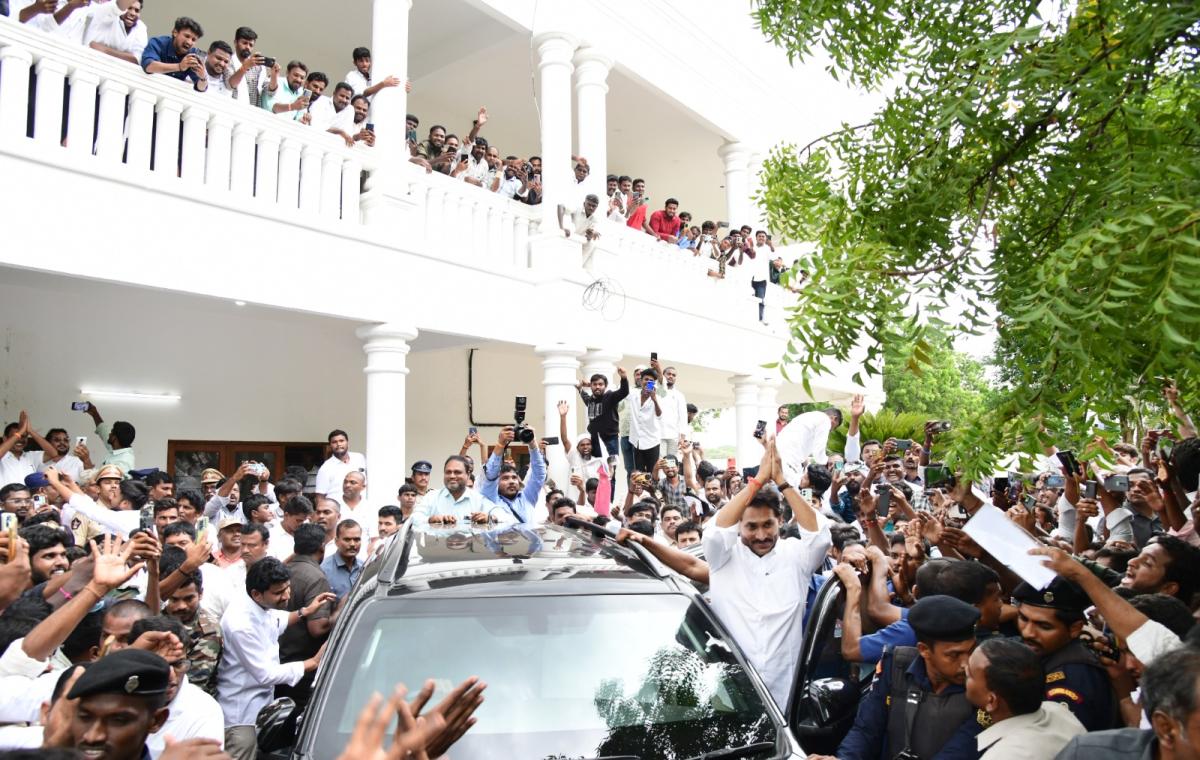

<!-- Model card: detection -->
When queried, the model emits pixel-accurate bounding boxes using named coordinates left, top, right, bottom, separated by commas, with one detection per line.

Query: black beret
left=1013, top=576, right=1089, bottom=612
left=908, top=595, right=980, bottom=642
left=67, top=649, right=170, bottom=700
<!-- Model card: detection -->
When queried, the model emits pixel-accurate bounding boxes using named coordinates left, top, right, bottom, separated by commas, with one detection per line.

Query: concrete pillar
left=356, top=322, right=418, bottom=505
left=578, top=348, right=622, bottom=453
left=573, top=46, right=612, bottom=203
left=535, top=343, right=585, bottom=493
left=730, top=374, right=762, bottom=475
left=361, top=0, right=417, bottom=232
left=718, top=141, right=752, bottom=229
left=534, top=32, right=578, bottom=230
left=757, top=377, right=782, bottom=436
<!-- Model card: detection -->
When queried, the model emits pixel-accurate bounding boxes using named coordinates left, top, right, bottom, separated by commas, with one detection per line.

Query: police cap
left=908, top=595, right=980, bottom=642
left=66, top=649, right=170, bottom=700
left=1012, top=576, right=1089, bottom=613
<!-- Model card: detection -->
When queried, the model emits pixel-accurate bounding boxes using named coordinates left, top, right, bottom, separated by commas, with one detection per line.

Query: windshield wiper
left=685, top=741, right=776, bottom=760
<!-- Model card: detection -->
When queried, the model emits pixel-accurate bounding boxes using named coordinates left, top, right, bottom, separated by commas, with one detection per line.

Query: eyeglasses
left=3, top=498, right=31, bottom=506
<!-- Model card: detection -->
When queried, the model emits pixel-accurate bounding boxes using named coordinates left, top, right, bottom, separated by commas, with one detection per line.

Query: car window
left=308, top=593, right=777, bottom=759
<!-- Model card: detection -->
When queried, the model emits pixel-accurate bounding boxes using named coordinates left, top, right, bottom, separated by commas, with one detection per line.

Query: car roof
left=361, top=520, right=682, bottom=598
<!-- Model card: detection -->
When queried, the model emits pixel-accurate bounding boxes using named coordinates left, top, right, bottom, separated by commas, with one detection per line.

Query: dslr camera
left=512, top=396, right=535, bottom=444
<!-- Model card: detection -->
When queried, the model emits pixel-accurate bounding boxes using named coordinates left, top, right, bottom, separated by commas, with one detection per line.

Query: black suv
left=260, top=520, right=867, bottom=759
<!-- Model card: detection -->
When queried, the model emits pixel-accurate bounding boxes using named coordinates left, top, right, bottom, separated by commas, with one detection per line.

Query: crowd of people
left=3, top=3, right=800, bottom=323
left=2, top=372, right=1199, bottom=759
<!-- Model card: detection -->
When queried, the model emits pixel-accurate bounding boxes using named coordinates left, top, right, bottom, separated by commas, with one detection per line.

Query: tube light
left=80, top=389, right=182, bottom=402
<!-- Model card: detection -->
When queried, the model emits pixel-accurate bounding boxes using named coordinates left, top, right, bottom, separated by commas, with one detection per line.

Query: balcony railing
left=0, top=18, right=373, bottom=223
left=0, top=18, right=792, bottom=331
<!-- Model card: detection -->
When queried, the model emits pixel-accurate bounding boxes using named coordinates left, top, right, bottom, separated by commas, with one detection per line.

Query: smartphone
left=895, top=439, right=912, bottom=451
left=1103, top=474, right=1130, bottom=493
left=650, top=351, right=658, bottom=362
left=924, top=465, right=954, bottom=489
left=71, top=401, right=89, bottom=412
left=5, top=515, right=18, bottom=562
left=800, top=487, right=814, bottom=502
left=834, top=461, right=845, bottom=472
left=369, top=123, right=377, bottom=133
left=542, top=436, right=560, bottom=446
left=139, top=505, right=155, bottom=533
left=875, top=486, right=891, bottom=518
left=994, top=477, right=1010, bottom=493
left=1045, top=474, right=1066, bottom=488
left=196, top=516, right=209, bottom=535
left=1082, top=480, right=1098, bottom=500
left=1159, top=437, right=1175, bottom=460
left=31, top=495, right=45, bottom=510
left=1023, top=494, right=1037, bottom=508
left=468, top=426, right=477, bottom=436
left=1056, top=450, right=1080, bottom=477
left=262, top=56, right=276, bottom=68
left=0, top=513, right=16, bottom=532
left=644, top=379, right=656, bottom=392
left=74, top=435, right=87, bottom=448
left=754, top=420, right=767, bottom=439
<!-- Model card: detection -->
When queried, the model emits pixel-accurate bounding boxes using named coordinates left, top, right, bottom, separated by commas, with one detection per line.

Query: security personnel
left=47, top=649, right=173, bottom=760
left=815, top=595, right=985, bottom=760
left=1013, top=576, right=1116, bottom=732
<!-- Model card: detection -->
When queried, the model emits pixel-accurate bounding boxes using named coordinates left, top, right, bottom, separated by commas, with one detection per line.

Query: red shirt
left=627, top=204, right=649, bottom=232
left=648, top=210, right=682, bottom=241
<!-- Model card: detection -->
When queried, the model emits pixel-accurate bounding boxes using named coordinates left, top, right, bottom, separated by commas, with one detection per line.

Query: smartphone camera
left=262, top=56, right=276, bottom=68
left=71, top=401, right=89, bottom=412
left=1103, top=474, right=1129, bottom=493
left=1082, top=480, right=1098, bottom=500
left=753, top=420, right=767, bottom=439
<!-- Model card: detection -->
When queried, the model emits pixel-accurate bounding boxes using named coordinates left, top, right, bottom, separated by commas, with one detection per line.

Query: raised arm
left=1164, top=382, right=1197, bottom=439
left=834, top=564, right=866, bottom=661
left=618, top=528, right=709, bottom=584
left=715, top=442, right=774, bottom=529
left=772, top=442, right=820, bottom=532
left=558, top=401, right=572, bottom=454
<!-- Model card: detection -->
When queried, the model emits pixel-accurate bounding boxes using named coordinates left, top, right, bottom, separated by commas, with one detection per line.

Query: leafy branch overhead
left=754, top=0, right=1200, bottom=476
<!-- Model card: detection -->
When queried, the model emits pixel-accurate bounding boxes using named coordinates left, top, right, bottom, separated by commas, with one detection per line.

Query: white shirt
left=198, top=561, right=233, bottom=619
left=217, top=558, right=247, bottom=595
left=62, top=491, right=140, bottom=538
left=267, top=522, right=296, bottom=561
left=702, top=518, right=831, bottom=708
left=459, top=153, right=493, bottom=186
left=309, top=97, right=356, bottom=135
left=0, top=451, right=40, bottom=487
left=36, top=452, right=84, bottom=482
left=656, top=385, right=689, bottom=442
left=977, top=702, right=1086, bottom=760
left=203, top=65, right=238, bottom=100
left=627, top=392, right=662, bottom=450
left=315, top=452, right=367, bottom=497
left=81, top=0, right=147, bottom=60
left=344, top=69, right=370, bottom=98
left=776, top=410, right=833, bottom=484
left=336, top=497, right=379, bottom=539
left=217, top=595, right=306, bottom=727
left=147, top=677, right=225, bottom=758
left=754, top=243, right=774, bottom=283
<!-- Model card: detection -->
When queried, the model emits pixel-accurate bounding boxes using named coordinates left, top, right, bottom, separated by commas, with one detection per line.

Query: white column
left=360, top=0, right=415, bottom=231
left=32, top=57, right=69, bottom=146
left=229, top=122, right=258, bottom=198
left=730, top=375, right=762, bottom=474
left=534, top=32, right=577, bottom=230
left=66, top=69, right=100, bottom=157
left=204, top=113, right=233, bottom=190
left=718, top=141, right=752, bottom=229
left=299, top=144, right=323, bottom=213
left=125, top=89, right=157, bottom=172
left=573, top=47, right=612, bottom=202
left=355, top=322, right=418, bottom=506
left=0, top=44, right=32, bottom=141
left=94, top=79, right=129, bottom=162
left=535, top=344, right=585, bottom=492
left=748, top=152, right=768, bottom=228
left=255, top=131, right=281, bottom=205
left=320, top=151, right=343, bottom=219
left=152, top=97, right=182, bottom=175
left=179, top=105, right=209, bottom=185
left=757, top=378, right=782, bottom=436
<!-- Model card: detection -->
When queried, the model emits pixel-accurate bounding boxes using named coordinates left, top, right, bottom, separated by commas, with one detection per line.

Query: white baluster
left=32, top=57, right=68, bottom=145
left=125, top=89, right=156, bottom=172
left=65, top=68, right=99, bottom=156
left=255, top=132, right=281, bottom=205
left=471, top=199, right=487, bottom=262
left=514, top=214, right=530, bottom=268
left=0, top=44, right=32, bottom=141
left=500, top=209, right=515, bottom=265
left=341, top=158, right=362, bottom=224
left=229, top=122, right=258, bottom=198
left=152, top=97, right=182, bottom=176
left=204, top=113, right=232, bottom=190
left=276, top=137, right=301, bottom=208
left=94, top=79, right=129, bottom=162
left=320, top=151, right=342, bottom=219
left=298, top=144, right=323, bottom=213
left=179, top=105, right=209, bottom=185
left=487, top=204, right=502, bottom=264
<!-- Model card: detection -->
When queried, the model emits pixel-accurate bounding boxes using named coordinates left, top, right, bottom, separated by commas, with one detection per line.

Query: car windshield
left=308, top=592, right=777, bottom=759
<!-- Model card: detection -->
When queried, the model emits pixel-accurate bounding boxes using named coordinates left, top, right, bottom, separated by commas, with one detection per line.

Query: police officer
left=813, top=595, right=985, bottom=760
left=42, top=648, right=226, bottom=760
left=1013, top=576, right=1117, bottom=732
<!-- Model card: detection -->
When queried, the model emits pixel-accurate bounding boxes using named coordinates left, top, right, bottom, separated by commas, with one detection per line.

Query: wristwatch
left=778, top=482, right=792, bottom=492
left=297, top=607, right=308, bottom=620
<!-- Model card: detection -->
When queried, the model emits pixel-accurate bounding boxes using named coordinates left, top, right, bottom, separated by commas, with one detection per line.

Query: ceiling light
left=80, top=389, right=182, bottom=402
left=234, top=300, right=246, bottom=306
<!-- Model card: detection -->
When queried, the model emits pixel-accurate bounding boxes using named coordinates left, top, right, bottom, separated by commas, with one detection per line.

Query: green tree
left=882, top=330, right=992, bottom=421
left=754, top=0, right=1200, bottom=476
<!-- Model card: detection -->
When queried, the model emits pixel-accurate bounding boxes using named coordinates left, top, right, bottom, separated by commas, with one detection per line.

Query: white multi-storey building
left=0, top=1, right=880, bottom=502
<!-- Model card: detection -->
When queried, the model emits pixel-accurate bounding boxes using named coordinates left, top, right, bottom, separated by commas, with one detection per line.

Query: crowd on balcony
left=1, top=372, right=1200, bottom=758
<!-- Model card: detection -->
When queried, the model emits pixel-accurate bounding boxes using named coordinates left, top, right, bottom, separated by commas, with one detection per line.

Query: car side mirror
left=256, top=697, right=298, bottom=753
left=806, top=677, right=859, bottom=727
